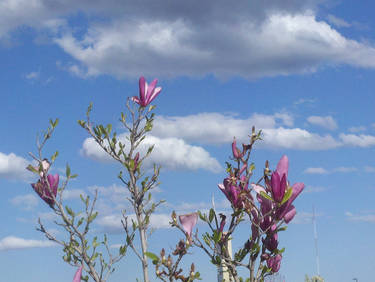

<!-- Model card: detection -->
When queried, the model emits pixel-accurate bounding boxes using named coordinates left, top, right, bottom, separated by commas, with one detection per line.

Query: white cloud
left=293, top=98, right=316, bottom=106
left=348, top=126, right=366, bottom=133
left=1, top=2, right=375, bottom=78
left=346, top=211, right=375, bottom=223
left=53, top=9, right=375, bottom=79
left=10, top=194, right=39, bottom=210
left=307, top=115, right=338, bottom=130
left=339, top=133, right=375, bottom=147
left=0, top=152, right=33, bottom=181
left=81, top=134, right=222, bottom=173
left=304, top=167, right=329, bottom=174
left=155, top=113, right=343, bottom=150
left=261, top=128, right=340, bottom=150
left=153, top=112, right=293, bottom=144
left=0, top=236, right=56, bottom=251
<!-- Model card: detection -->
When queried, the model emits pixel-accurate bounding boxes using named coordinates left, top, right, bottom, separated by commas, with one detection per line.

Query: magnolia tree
left=25, top=77, right=304, bottom=282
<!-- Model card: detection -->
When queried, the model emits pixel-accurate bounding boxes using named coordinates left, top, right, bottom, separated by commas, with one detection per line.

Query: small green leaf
left=280, top=187, right=293, bottom=205
left=26, top=164, right=38, bottom=174
left=65, top=206, right=75, bottom=217
left=145, top=252, right=159, bottom=264
left=260, top=191, right=273, bottom=201
left=88, top=212, right=98, bottom=223
left=119, top=245, right=127, bottom=255
left=66, top=164, right=71, bottom=178
left=209, top=208, right=215, bottom=223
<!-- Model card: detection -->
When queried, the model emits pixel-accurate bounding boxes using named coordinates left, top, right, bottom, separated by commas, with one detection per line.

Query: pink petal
left=139, top=76, right=146, bottom=104
left=131, top=96, right=141, bottom=105
left=73, top=266, right=83, bottom=282
left=284, top=205, right=296, bottom=223
left=251, top=184, right=265, bottom=194
left=146, top=86, right=162, bottom=105
left=179, top=213, right=198, bottom=237
left=276, top=155, right=288, bottom=179
left=146, top=79, right=158, bottom=98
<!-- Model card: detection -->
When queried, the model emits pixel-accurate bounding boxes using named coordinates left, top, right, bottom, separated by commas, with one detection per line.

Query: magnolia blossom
left=73, top=266, right=83, bottom=282
left=31, top=174, right=59, bottom=207
left=179, top=213, right=198, bottom=238
left=270, top=155, right=288, bottom=203
left=131, top=76, right=162, bottom=107
left=267, top=254, right=282, bottom=272
left=231, top=138, right=243, bottom=159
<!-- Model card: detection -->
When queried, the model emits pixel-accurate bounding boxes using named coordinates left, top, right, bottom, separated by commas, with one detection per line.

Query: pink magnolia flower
left=267, top=254, right=282, bottom=272
left=73, top=265, right=83, bottom=282
left=179, top=213, right=198, bottom=238
left=31, top=174, right=59, bottom=207
left=231, top=138, right=243, bottom=159
left=270, top=155, right=288, bottom=203
left=276, top=182, right=304, bottom=221
left=131, top=76, right=162, bottom=107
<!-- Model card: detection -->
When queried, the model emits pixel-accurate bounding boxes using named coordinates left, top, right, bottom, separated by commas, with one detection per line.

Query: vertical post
left=217, top=233, right=233, bottom=282
left=313, top=206, right=320, bottom=277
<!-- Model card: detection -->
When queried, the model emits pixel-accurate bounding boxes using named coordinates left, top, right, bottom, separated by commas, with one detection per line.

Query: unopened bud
left=160, top=248, right=166, bottom=262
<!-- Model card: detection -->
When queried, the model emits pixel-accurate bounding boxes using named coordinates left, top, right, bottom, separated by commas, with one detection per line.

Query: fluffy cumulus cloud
left=153, top=112, right=293, bottom=144
left=0, top=236, right=56, bottom=251
left=2, top=1, right=375, bottom=78
left=0, top=152, right=33, bottom=181
left=307, top=115, right=338, bottom=130
left=261, top=128, right=340, bottom=150
left=81, top=134, right=222, bottom=173
left=153, top=112, right=344, bottom=150
left=339, top=133, right=375, bottom=147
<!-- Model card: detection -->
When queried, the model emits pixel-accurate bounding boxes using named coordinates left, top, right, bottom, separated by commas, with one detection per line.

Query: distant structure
left=312, top=206, right=324, bottom=282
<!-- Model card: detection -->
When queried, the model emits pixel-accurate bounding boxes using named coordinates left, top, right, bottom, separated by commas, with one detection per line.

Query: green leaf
left=66, top=164, right=71, bottom=178
left=26, top=164, right=38, bottom=174
left=119, top=245, right=127, bottom=255
left=209, top=208, right=215, bottom=223
left=51, top=151, right=59, bottom=162
left=197, top=210, right=206, bottom=222
left=145, top=252, right=159, bottom=264
left=260, top=191, right=273, bottom=201
left=88, top=212, right=98, bottom=223
left=280, top=187, right=293, bottom=205
left=65, top=206, right=75, bottom=217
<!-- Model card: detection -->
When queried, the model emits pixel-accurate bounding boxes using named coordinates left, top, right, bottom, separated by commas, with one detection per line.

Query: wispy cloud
left=326, top=15, right=351, bottom=28
left=304, top=186, right=328, bottom=193
left=304, top=166, right=357, bottom=174
left=364, top=166, right=375, bottom=173
left=348, top=126, right=366, bottom=133
left=304, top=167, right=329, bottom=175
left=10, top=194, right=39, bottom=210
left=0, top=236, right=56, bottom=251
left=346, top=211, right=375, bottom=223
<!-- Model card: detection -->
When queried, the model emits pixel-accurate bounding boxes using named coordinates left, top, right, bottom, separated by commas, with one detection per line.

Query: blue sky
left=1, top=1, right=375, bottom=281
